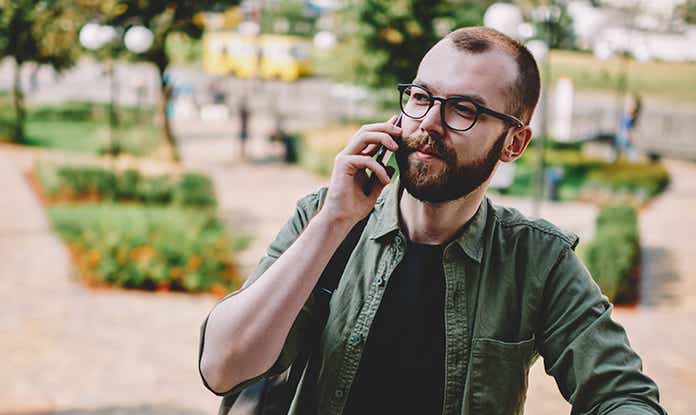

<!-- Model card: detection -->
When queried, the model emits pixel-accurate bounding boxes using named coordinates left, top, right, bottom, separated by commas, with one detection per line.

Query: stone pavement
left=2, top=132, right=695, bottom=414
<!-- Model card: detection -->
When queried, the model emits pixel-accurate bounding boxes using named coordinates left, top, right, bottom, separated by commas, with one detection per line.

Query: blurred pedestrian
left=270, top=110, right=298, bottom=163
left=238, top=95, right=250, bottom=161
left=614, top=93, right=642, bottom=161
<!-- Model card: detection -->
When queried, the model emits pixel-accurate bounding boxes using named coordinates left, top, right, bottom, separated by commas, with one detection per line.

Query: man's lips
left=413, top=145, right=442, bottom=159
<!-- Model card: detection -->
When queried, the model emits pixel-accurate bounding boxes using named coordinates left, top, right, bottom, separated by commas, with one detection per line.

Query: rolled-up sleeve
left=198, top=188, right=327, bottom=397
left=537, top=246, right=667, bottom=415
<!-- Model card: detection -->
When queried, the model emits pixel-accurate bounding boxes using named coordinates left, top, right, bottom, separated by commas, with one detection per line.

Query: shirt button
left=376, top=276, right=385, bottom=287
left=349, top=334, right=363, bottom=344
left=335, top=389, right=345, bottom=399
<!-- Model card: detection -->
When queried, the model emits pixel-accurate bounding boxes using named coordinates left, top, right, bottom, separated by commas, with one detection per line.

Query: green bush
left=49, top=204, right=243, bottom=293
left=502, top=143, right=669, bottom=204
left=34, top=162, right=216, bottom=207
left=173, top=173, right=217, bottom=207
left=581, top=204, right=641, bottom=304
left=586, top=161, right=670, bottom=197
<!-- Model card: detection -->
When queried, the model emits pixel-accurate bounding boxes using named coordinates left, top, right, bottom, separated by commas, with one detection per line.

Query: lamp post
left=80, top=23, right=154, bottom=157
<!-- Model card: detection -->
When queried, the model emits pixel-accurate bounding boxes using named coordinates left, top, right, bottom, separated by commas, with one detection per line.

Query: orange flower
left=157, top=281, right=171, bottom=292
left=186, top=255, right=202, bottom=270
left=169, top=266, right=184, bottom=279
left=211, top=283, right=227, bottom=297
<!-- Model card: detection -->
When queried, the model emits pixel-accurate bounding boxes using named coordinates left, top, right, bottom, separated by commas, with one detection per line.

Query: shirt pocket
left=469, top=335, right=536, bottom=415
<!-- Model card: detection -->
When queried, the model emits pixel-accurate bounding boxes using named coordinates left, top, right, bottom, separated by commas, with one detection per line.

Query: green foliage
left=80, top=0, right=240, bottom=71
left=173, top=173, right=217, bottom=207
left=0, top=0, right=83, bottom=68
left=34, top=162, right=216, bottom=207
left=677, top=0, right=696, bottom=25
left=502, top=141, right=670, bottom=204
left=529, top=5, right=576, bottom=50
left=261, top=0, right=319, bottom=36
left=586, top=161, right=670, bottom=197
left=581, top=204, right=640, bottom=304
left=0, top=0, right=88, bottom=142
left=49, top=204, right=243, bottom=292
left=328, top=0, right=493, bottom=89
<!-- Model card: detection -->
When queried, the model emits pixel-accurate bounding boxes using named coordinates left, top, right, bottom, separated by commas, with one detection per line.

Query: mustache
left=399, top=131, right=454, bottom=162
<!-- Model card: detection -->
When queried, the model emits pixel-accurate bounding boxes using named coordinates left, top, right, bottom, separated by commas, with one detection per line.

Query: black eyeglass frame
left=397, top=83, right=525, bottom=132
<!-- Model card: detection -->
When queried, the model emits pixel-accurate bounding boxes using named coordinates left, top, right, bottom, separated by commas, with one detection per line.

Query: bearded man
left=198, top=27, right=665, bottom=415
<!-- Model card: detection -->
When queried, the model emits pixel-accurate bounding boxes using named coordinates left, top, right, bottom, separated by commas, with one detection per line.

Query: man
left=199, top=27, right=665, bottom=415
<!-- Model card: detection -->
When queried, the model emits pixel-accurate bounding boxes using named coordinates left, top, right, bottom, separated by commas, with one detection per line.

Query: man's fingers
left=343, top=132, right=399, bottom=156
left=360, top=143, right=379, bottom=156
left=359, top=118, right=402, bottom=135
left=339, top=155, right=391, bottom=185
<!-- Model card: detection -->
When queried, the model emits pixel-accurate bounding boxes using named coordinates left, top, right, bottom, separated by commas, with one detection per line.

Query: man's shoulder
left=487, top=198, right=580, bottom=251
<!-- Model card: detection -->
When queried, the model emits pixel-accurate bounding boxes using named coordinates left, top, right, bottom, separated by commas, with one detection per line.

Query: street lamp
left=80, top=23, right=153, bottom=157
left=484, top=3, right=524, bottom=38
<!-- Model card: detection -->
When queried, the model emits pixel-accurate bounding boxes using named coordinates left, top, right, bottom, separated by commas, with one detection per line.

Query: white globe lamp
left=484, top=3, right=524, bottom=38
left=124, top=25, right=154, bottom=54
left=79, top=23, right=105, bottom=50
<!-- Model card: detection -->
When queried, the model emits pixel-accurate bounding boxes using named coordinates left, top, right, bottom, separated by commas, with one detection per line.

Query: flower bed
left=34, top=162, right=242, bottom=295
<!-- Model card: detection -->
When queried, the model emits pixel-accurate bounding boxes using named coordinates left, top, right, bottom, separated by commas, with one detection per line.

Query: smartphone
left=362, top=114, right=402, bottom=196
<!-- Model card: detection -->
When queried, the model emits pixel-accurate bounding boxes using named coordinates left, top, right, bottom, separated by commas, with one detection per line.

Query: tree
left=0, top=0, right=84, bottom=143
left=339, top=0, right=494, bottom=89
left=260, top=0, right=319, bottom=36
left=81, top=0, right=239, bottom=161
left=677, top=0, right=696, bottom=25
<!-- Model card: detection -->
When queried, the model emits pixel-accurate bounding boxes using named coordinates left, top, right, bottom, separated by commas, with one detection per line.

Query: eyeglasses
left=398, top=83, right=524, bottom=132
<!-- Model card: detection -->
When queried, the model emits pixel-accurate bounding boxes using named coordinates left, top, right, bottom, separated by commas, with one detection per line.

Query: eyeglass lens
left=400, top=84, right=479, bottom=131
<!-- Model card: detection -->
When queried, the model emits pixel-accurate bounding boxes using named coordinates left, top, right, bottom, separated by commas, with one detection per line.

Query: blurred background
left=1, top=0, right=695, bottom=414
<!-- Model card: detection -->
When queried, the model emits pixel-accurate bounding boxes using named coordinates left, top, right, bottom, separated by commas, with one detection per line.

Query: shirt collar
left=369, top=177, right=488, bottom=263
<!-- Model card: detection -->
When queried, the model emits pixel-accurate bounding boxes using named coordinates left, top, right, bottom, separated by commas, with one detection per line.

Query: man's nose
left=418, top=101, right=446, bottom=138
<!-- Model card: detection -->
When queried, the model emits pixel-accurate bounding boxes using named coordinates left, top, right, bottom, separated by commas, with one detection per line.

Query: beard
left=395, top=128, right=507, bottom=203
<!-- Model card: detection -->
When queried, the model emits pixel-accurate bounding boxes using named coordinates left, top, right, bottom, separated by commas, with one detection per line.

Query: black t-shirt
left=343, top=240, right=446, bottom=415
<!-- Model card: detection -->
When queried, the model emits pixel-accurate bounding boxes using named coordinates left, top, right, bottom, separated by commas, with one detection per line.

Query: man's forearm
left=200, top=210, right=354, bottom=394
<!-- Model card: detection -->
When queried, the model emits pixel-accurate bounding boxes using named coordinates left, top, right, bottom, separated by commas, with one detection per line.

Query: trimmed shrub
left=49, top=204, right=243, bottom=293
left=581, top=204, right=641, bottom=304
left=586, top=161, right=670, bottom=197
left=34, top=162, right=216, bottom=207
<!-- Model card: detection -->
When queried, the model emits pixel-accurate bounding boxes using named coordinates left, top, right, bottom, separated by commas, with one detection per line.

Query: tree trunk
left=12, top=60, right=26, bottom=144
left=157, top=63, right=180, bottom=162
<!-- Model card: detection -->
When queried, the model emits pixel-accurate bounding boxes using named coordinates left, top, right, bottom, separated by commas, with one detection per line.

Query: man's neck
left=398, top=185, right=486, bottom=245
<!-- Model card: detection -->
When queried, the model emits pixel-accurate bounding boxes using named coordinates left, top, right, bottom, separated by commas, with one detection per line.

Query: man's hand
left=319, top=116, right=401, bottom=226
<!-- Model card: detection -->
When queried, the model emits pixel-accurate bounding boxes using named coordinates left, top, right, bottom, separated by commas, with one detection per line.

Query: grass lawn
left=0, top=96, right=161, bottom=156
left=548, top=49, right=696, bottom=105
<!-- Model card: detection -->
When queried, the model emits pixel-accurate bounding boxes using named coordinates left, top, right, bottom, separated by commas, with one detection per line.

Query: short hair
left=446, top=27, right=541, bottom=125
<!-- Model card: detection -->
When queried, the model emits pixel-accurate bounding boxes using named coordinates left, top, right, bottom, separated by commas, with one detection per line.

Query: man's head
left=396, top=27, right=540, bottom=203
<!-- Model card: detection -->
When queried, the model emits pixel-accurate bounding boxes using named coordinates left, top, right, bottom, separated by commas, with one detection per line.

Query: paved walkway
left=1, top=134, right=695, bottom=414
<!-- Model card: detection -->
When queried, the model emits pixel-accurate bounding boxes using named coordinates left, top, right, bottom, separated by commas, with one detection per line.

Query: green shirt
left=199, top=181, right=665, bottom=415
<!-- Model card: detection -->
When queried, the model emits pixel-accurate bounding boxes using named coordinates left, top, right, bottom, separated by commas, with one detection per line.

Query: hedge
left=49, top=204, right=243, bottom=294
left=34, top=162, right=216, bottom=207
left=581, top=204, right=641, bottom=304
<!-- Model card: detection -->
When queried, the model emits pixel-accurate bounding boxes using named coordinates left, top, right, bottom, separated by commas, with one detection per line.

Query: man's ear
left=500, top=126, right=533, bottom=163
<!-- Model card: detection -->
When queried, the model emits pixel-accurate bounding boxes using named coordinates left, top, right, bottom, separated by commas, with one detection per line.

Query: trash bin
left=282, top=133, right=298, bottom=163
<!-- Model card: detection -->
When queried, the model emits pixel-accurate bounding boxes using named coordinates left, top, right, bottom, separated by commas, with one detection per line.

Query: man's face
left=395, top=40, right=519, bottom=203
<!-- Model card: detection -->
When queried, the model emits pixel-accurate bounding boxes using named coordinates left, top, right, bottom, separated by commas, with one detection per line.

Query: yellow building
left=202, top=31, right=313, bottom=81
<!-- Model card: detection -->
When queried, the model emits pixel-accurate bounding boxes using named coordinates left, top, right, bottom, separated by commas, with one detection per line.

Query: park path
left=1, top=127, right=695, bottom=414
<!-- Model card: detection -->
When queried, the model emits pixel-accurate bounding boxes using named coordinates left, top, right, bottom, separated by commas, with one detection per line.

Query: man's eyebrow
left=412, top=78, right=489, bottom=107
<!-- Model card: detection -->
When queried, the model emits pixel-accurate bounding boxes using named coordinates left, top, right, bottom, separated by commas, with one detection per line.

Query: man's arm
left=537, top=246, right=667, bottom=415
left=199, top=194, right=354, bottom=395
left=198, top=118, right=400, bottom=396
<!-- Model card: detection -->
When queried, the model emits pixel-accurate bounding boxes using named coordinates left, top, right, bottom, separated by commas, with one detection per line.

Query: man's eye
left=454, top=104, right=476, bottom=117
left=412, top=93, right=429, bottom=103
